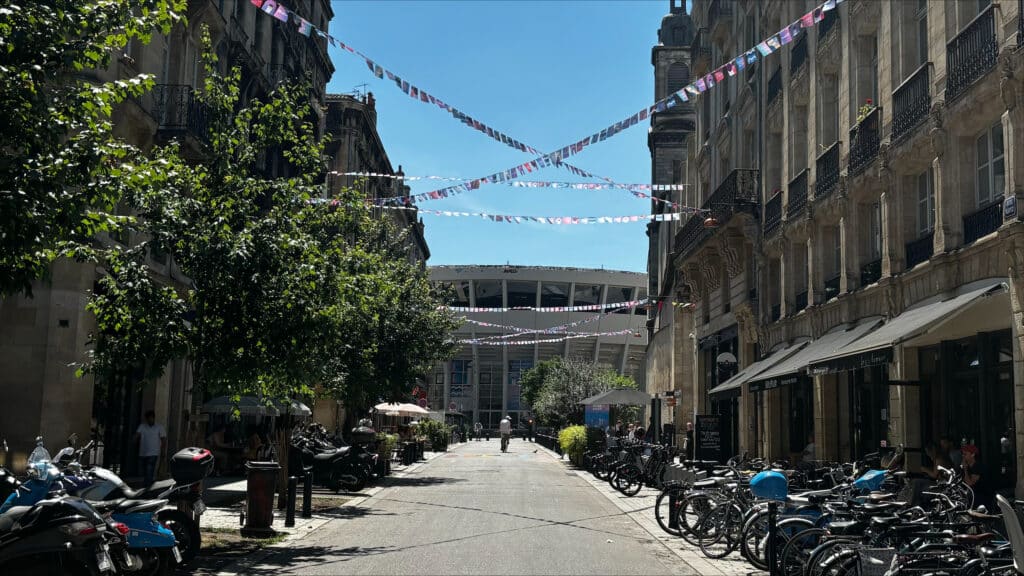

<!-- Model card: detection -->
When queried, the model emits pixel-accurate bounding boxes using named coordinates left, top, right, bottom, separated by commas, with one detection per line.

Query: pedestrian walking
left=474, top=421, right=483, bottom=441
left=135, top=410, right=166, bottom=488
left=499, top=415, right=512, bottom=452
left=684, top=421, right=694, bottom=461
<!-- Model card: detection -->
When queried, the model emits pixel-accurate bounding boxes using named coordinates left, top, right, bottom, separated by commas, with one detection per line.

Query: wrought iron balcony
left=691, top=28, right=712, bottom=73
left=860, top=258, right=882, bottom=287
left=905, top=232, right=934, bottom=269
left=767, top=67, right=782, bottom=107
left=963, top=200, right=1003, bottom=244
left=151, top=84, right=209, bottom=143
left=815, top=142, right=840, bottom=201
left=824, top=274, right=841, bottom=300
left=790, top=34, right=808, bottom=76
left=892, top=63, right=931, bottom=144
left=770, top=303, right=781, bottom=322
left=794, top=291, right=808, bottom=313
left=818, top=8, right=838, bottom=40
left=673, top=169, right=759, bottom=261
left=764, top=192, right=782, bottom=237
left=787, top=170, right=808, bottom=219
left=849, top=107, right=881, bottom=177
left=946, top=4, right=998, bottom=102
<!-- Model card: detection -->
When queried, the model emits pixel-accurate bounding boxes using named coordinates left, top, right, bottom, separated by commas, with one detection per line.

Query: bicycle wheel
left=654, top=486, right=686, bottom=537
left=698, top=503, right=744, bottom=559
left=616, top=465, right=643, bottom=496
left=805, top=539, right=857, bottom=576
left=740, top=508, right=770, bottom=570
left=779, top=527, right=826, bottom=576
left=677, top=492, right=717, bottom=546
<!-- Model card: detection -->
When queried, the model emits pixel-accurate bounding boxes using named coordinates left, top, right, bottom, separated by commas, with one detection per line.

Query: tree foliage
left=86, top=39, right=457, bottom=407
left=524, top=357, right=636, bottom=429
left=0, top=0, right=184, bottom=297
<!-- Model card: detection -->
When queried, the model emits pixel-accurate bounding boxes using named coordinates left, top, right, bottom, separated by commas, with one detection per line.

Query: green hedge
left=415, top=419, right=451, bottom=451
left=558, top=425, right=587, bottom=466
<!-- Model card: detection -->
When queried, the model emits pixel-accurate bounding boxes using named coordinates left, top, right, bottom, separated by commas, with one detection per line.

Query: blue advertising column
left=585, top=404, right=610, bottom=430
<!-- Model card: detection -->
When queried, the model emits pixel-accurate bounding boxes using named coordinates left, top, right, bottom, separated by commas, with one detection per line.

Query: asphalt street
left=229, top=439, right=695, bottom=575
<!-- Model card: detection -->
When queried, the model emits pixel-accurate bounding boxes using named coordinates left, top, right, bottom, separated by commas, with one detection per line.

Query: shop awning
left=747, top=317, right=883, bottom=390
left=808, top=280, right=1007, bottom=375
left=708, top=341, right=808, bottom=398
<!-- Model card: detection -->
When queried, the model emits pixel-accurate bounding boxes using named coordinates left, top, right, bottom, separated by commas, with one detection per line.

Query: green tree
left=0, top=0, right=184, bottom=297
left=526, top=358, right=636, bottom=429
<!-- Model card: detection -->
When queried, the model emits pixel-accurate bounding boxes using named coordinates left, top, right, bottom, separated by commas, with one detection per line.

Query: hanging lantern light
left=703, top=215, right=720, bottom=228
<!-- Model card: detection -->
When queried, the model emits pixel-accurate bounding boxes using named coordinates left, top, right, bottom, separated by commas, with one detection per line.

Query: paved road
left=231, top=439, right=694, bottom=575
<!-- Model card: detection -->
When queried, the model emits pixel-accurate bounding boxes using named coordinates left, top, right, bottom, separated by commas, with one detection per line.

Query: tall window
left=915, top=0, right=928, bottom=66
left=832, top=227, right=842, bottom=277
left=474, top=280, right=503, bottom=308
left=976, top=122, right=1005, bottom=207
left=916, top=169, right=935, bottom=236
left=667, top=62, right=690, bottom=96
left=540, top=283, right=569, bottom=307
left=573, top=284, right=602, bottom=307
left=869, top=202, right=882, bottom=261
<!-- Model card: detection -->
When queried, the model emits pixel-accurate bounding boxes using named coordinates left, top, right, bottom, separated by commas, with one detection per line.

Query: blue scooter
left=8, top=438, right=180, bottom=576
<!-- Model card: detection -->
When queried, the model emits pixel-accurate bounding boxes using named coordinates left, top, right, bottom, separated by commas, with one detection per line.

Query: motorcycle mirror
left=68, top=433, right=78, bottom=447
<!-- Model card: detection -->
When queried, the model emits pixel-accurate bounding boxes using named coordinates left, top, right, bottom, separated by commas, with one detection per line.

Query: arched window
left=667, top=62, right=690, bottom=95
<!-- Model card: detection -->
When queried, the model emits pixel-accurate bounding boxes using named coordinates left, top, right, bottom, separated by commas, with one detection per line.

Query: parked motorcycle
left=0, top=438, right=118, bottom=575
left=289, top=424, right=375, bottom=493
left=69, top=446, right=213, bottom=566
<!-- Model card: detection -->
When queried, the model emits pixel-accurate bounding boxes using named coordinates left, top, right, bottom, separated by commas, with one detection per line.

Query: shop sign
left=1005, top=196, right=1017, bottom=220
left=695, top=415, right=721, bottom=462
left=585, top=404, right=610, bottom=429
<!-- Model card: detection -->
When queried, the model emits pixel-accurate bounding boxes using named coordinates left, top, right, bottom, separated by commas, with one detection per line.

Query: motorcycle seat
left=91, top=499, right=127, bottom=514
left=118, top=499, right=167, bottom=514
left=130, top=479, right=176, bottom=499
left=0, top=506, right=32, bottom=532
left=314, top=452, right=338, bottom=461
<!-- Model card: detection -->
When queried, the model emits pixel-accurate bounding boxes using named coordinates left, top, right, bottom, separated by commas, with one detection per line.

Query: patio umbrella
left=581, top=388, right=651, bottom=406
left=272, top=399, right=312, bottom=417
left=202, top=396, right=281, bottom=416
left=373, top=402, right=429, bottom=417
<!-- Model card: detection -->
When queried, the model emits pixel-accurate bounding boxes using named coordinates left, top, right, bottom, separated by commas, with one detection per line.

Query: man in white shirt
left=135, top=410, right=166, bottom=487
left=499, top=416, right=512, bottom=452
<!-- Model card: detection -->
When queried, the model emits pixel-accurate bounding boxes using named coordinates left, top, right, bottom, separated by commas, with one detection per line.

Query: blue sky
left=325, top=0, right=680, bottom=273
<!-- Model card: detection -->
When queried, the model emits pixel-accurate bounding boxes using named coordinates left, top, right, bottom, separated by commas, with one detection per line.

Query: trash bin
left=242, top=461, right=280, bottom=538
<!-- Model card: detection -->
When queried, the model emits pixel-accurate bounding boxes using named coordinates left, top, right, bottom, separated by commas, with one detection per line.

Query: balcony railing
left=963, top=200, right=1003, bottom=244
left=770, top=303, right=781, bottom=322
left=815, top=142, right=841, bottom=201
left=905, top=232, right=934, bottom=269
left=946, top=4, right=998, bottom=102
left=691, top=28, right=712, bottom=72
left=673, top=169, right=760, bottom=261
left=849, top=107, right=881, bottom=177
left=787, top=170, right=808, bottom=219
left=767, top=67, right=782, bottom=107
left=860, top=258, right=882, bottom=287
left=794, top=291, right=808, bottom=313
left=764, top=192, right=782, bottom=236
left=818, top=8, right=839, bottom=40
left=152, top=84, right=209, bottom=142
left=790, top=34, right=808, bottom=76
left=824, top=274, right=841, bottom=300
left=892, top=63, right=931, bottom=144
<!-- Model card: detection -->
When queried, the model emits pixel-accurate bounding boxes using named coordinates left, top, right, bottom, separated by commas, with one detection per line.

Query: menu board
left=695, top=415, right=721, bottom=463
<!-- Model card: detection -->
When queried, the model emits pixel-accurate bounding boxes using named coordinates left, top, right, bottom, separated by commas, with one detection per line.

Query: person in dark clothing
left=684, top=421, right=694, bottom=460
left=961, top=444, right=991, bottom=509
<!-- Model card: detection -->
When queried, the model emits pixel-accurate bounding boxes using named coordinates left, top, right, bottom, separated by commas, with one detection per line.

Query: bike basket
left=857, top=548, right=896, bottom=576
left=750, top=470, right=787, bottom=501
left=853, top=469, right=886, bottom=493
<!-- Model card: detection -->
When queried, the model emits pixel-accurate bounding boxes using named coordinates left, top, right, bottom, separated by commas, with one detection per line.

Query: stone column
left=880, top=157, right=904, bottom=277
left=815, top=374, right=841, bottom=461
left=931, top=105, right=963, bottom=253
left=808, top=224, right=826, bottom=305
left=1007, top=235, right=1024, bottom=497
left=840, top=197, right=861, bottom=293
left=674, top=301, right=697, bottom=430
left=781, top=240, right=797, bottom=317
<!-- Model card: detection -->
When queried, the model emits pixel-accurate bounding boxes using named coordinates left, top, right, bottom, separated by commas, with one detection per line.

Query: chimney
left=365, top=91, right=377, bottom=127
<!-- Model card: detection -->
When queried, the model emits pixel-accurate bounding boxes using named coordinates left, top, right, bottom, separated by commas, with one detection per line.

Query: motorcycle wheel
left=157, top=509, right=200, bottom=566
left=340, top=472, right=366, bottom=493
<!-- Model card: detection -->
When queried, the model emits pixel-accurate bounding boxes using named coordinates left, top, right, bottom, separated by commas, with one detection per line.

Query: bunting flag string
left=444, top=298, right=648, bottom=314
left=511, top=181, right=688, bottom=192
left=251, top=0, right=840, bottom=204
left=367, top=205, right=697, bottom=224
left=456, top=329, right=637, bottom=346
left=329, top=171, right=469, bottom=182
left=458, top=303, right=638, bottom=334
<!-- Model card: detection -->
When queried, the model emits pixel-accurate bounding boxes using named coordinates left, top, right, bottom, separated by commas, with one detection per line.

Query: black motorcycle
left=290, top=435, right=371, bottom=493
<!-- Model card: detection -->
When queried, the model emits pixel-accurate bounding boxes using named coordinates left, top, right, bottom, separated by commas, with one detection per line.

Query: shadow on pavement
left=380, top=475, right=467, bottom=487
left=315, top=506, right=397, bottom=519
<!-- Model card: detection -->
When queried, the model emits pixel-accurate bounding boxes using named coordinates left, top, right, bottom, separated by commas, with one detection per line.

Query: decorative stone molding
left=929, top=101, right=947, bottom=158
left=733, top=302, right=759, bottom=343
left=718, top=233, right=744, bottom=279
left=883, top=282, right=904, bottom=319
left=684, top=262, right=705, bottom=299
left=1000, top=53, right=1020, bottom=112
left=700, top=249, right=721, bottom=290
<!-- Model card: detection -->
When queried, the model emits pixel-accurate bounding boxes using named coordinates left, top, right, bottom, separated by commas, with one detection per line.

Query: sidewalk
left=535, top=446, right=765, bottom=576
left=195, top=447, right=454, bottom=575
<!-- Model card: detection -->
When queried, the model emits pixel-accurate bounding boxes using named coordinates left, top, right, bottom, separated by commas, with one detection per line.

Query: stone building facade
left=650, top=0, right=1024, bottom=494
left=324, top=92, right=430, bottom=265
left=0, top=0, right=333, bottom=471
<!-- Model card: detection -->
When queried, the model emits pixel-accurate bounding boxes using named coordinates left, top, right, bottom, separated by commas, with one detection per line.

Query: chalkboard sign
left=695, top=415, right=721, bottom=463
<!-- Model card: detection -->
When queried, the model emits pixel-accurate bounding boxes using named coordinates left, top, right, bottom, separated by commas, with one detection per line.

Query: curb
left=213, top=446, right=456, bottom=575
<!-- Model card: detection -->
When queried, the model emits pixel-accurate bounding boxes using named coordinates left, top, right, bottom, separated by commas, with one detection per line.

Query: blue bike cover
left=853, top=469, right=886, bottom=492
left=750, top=470, right=788, bottom=501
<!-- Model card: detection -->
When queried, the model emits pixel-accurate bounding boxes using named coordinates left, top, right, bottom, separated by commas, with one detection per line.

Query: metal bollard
left=302, top=471, right=312, bottom=519
left=767, top=500, right=779, bottom=576
left=285, top=476, right=297, bottom=528
left=668, top=491, right=679, bottom=530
